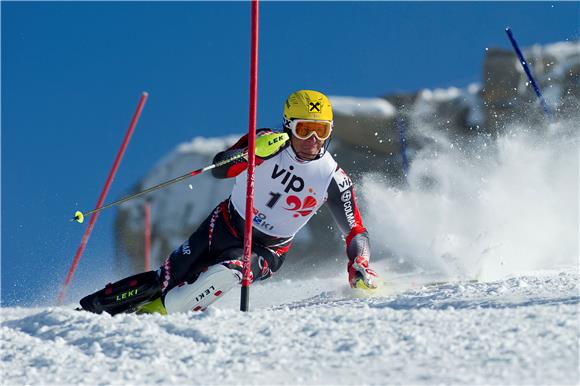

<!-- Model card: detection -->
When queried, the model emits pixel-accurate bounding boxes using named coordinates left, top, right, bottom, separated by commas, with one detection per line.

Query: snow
left=177, top=135, right=241, bottom=155
left=409, top=84, right=487, bottom=130
left=525, top=41, right=579, bottom=107
left=331, top=96, right=397, bottom=118
left=417, top=87, right=462, bottom=102
left=1, top=270, right=578, bottom=385
left=360, top=119, right=578, bottom=283
left=528, top=40, right=580, bottom=78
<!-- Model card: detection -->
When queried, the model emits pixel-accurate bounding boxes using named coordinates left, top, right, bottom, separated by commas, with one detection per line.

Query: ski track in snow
left=1, top=270, right=578, bottom=385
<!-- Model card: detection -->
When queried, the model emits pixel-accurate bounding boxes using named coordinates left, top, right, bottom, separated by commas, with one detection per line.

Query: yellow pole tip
left=74, top=211, right=84, bottom=224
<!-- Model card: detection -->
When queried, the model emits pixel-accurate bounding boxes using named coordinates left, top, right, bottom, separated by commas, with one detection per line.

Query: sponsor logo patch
left=343, top=200, right=356, bottom=228
left=195, top=285, right=216, bottom=302
left=252, top=208, right=274, bottom=232
left=341, top=190, right=352, bottom=202
left=284, top=195, right=318, bottom=218
left=335, top=169, right=353, bottom=193
left=309, top=101, right=321, bottom=112
left=116, top=289, right=138, bottom=302
left=181, top=240, right=191, bottom=255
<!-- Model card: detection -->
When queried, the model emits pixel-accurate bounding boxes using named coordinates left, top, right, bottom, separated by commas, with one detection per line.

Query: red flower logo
left=285, top=195, right=317, bottom=218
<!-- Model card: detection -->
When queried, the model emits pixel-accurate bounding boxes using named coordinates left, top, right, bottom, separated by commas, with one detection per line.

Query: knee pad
left=163, top=264, right=239, bottom=314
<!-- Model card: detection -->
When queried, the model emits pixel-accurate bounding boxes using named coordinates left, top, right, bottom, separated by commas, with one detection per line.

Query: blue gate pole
left=396, top=116, right=410, bottom=177
left=505, top=27, right=554, bottom=119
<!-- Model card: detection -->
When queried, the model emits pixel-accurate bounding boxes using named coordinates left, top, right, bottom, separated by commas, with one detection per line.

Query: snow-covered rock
left=482, top=40, right=580, bottom=129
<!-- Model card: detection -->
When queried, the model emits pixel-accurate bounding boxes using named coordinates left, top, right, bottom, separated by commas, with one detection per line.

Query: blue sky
left=2, top=1, right=578, bottom=306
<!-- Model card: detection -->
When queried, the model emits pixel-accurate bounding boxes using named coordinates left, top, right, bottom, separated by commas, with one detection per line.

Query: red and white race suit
left=213, top=129, right=370, bottom=263
left=231, top=144, right=337, bottom=238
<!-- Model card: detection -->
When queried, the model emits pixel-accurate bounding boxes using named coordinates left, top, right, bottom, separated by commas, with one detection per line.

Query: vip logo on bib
left=271, top=164, right=304, bottom=193
left=285, top=195, right=317, bottom=218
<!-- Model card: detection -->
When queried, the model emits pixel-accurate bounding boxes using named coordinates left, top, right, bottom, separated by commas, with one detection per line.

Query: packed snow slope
left=3, top=115, right=579, bottom=384
left=1, top=269, right=578, bottom=385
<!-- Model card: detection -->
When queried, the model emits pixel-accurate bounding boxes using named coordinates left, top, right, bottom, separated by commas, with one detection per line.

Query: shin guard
left=163, top=264, right=239, bottom=314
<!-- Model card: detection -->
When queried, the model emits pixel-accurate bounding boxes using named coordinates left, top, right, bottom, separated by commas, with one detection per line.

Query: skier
left=80, top=90, right=379, bottom=315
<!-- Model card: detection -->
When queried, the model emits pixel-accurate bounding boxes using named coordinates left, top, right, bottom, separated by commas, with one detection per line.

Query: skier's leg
left=160, top=217, right=246, bottom=313
left=79, top=221, right=212, bottom=316
left=80, top=203, right=222, bottom=315
left=138, top=201, right=243, bottom=314
left=161, top=245, right=286, bottom=314
left=159, top=198, right=289, bottom=295
left=160, top=249, right=257, bottom=314
left=163, top=264, right=240, bottom=313
left=158, top=202, right=230, bottom=294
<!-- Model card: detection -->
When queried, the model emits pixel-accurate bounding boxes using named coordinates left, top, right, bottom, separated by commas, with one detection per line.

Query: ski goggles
left=288, top=119, right=333, bottom=141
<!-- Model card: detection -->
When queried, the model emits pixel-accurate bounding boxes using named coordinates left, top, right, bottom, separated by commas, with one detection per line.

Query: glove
left=348, top=256, right=378, bottom=290
left=255, top=132, right=289, bottom=159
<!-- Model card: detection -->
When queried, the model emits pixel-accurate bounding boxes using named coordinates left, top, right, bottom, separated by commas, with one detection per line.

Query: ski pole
left=72, top=151, right=247, bottom=223
left=505, top=27, right=554, bottom=119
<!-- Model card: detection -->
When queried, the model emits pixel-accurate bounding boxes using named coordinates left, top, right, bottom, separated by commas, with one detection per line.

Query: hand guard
left=348, top=256, right=378, bottom=290
left=255, top=132, right=289, bottom=159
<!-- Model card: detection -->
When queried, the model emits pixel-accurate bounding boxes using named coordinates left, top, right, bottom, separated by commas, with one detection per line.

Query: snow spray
left=361, top=119, right=579, bottom=282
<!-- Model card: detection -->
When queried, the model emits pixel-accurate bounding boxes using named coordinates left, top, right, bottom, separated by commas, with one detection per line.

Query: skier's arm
left=212, top=129, right=289, bottom=179
left=326, top=167, right=378, bottom=289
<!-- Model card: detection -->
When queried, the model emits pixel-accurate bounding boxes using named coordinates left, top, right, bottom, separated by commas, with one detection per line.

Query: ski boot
left=79, top=271, right=162, bottom=316
left=136, top=297, right=167, bottom=315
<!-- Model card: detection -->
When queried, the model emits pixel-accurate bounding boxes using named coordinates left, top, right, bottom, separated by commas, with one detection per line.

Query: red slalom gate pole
left=57, top=92, right=149, bottom=305
left=240, top=0, right=259, bottom=312
left=144, top=201, right=152, bottom=271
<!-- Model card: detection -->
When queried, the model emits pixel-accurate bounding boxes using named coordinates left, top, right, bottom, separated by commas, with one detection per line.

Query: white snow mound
left=2, top=270, right=578, bottom=385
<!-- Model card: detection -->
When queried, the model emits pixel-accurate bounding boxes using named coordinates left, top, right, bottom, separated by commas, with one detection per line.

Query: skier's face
left=291, top=133, right=324, bottom=160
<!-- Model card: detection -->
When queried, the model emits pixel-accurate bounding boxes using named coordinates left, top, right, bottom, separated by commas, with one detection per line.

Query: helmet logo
left=309, top=102, right=321, bottom=112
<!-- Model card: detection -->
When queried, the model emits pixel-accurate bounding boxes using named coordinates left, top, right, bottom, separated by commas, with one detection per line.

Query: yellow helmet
left=283, top=90, right=333, bottom=123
